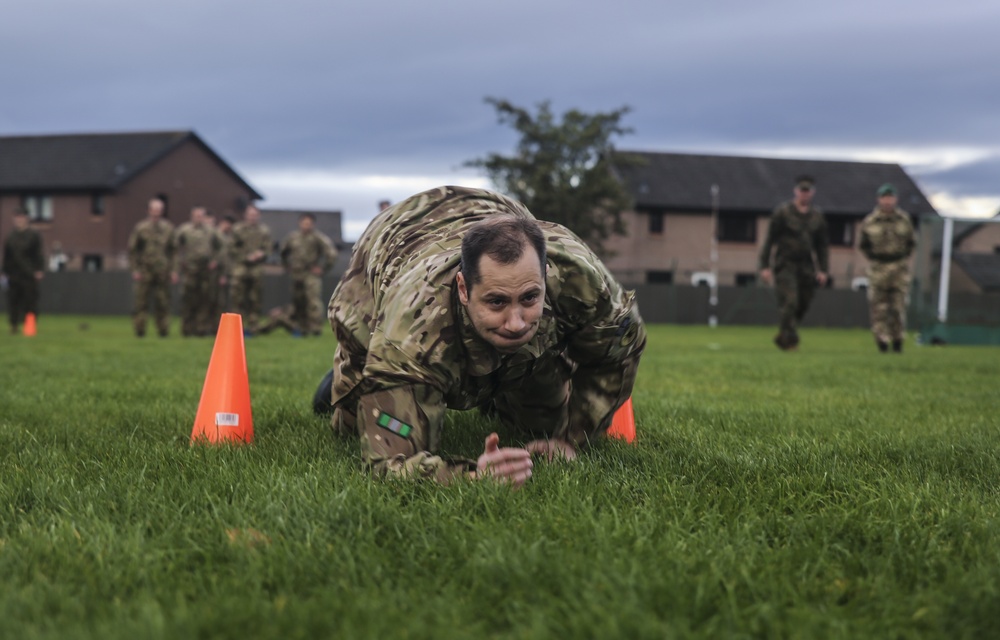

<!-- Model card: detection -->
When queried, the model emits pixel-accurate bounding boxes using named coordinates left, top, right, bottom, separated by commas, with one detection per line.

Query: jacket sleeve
left=813, top=213, right=830, bottom=272
left=354, top=383, right=477, bottom=483
left=758, top=207, right=781, bottom=270
left=562, top=285, right=646, bottom=445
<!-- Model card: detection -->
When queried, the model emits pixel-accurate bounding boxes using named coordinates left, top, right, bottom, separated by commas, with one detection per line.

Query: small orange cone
left=607, top=397, right=636, bottom=443
left=23, top=312, right=37, bottom=337
left=190, top=313, right=254, bottom=444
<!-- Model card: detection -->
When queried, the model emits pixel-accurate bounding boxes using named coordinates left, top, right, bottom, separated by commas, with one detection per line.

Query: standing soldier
left=173, top=206, right=224, bottom=337
left=230, top=205, right=272, bottom=335
left=2, top=209, right=44, bottom=335
left=280, top=213, right=337, bottom=336
left=127, top=198, right=176, bottom=338
left=858, top=183, right=916, bottom=353
left=758, top=175, right=830, bottom=351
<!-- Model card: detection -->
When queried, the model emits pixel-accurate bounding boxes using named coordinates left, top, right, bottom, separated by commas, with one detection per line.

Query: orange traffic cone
left=190, top=313, right=254, bottom=444
left=23, top=312, right=37, bottom=337
left=607, top=397, right=636, bottom=443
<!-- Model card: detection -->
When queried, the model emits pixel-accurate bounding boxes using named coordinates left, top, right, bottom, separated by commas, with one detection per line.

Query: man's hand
left=132, top=270, right=143, bottom=282
left=525, top=438, right=577, bottom=461
left=816, top=271, right=829, bottom=287
left=310, top=266, right=323, bottom=276
left=760, top=268, right=773, bottom=285
left=170, top=272, right=179, bottom=285
left=34, top=271, right=43, bottom=281
left=474, top=433, right=532, bottom=488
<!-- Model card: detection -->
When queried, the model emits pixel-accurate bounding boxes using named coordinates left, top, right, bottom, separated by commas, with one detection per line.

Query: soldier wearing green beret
left=858, top=183, right=916, bottom=353
left=318, top=186, right=646, bottom=486
left=758, top=175, right=830, bottom=351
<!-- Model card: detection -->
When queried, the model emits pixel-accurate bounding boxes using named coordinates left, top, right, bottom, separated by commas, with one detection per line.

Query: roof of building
left=953, top=252, right=1000, bottom=292
left=613, top=150, right=937, bottom=217
left=0, top=130, right=262, bottom=198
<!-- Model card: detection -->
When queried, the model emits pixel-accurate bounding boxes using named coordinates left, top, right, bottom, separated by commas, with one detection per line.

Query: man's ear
left=456, top=271, right=469, bottom=305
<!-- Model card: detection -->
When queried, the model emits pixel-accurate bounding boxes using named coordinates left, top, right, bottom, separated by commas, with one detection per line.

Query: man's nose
left=504, top=309, right=527, bottom=333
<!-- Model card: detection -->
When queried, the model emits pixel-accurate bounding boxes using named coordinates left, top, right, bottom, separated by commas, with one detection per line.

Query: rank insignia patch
left=377, top=412, right=412, bottom=438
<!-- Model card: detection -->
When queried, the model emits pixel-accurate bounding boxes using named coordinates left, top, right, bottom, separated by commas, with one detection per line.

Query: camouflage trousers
left=180, top=266, right=216, bottom=336
left=231, top=272, right=263, bottom=332
left=290, top=273, right=325, bottom=335
left=6, top=276, right=39, bottom=330
left=206, top=272, right=227, bottom=335
left=774, top=266, right=817, bottom=347
left=132, top=271, right=171, bottom=337
left=868, top=285, right=907, bottom=343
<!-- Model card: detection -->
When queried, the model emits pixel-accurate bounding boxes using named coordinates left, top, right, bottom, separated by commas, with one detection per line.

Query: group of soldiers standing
left=758, top=176, right=916, bottom=353
left=127, top=197, right=337, bottom=338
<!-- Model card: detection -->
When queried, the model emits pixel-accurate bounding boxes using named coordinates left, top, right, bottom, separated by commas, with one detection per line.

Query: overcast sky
left=2, top=0, right=998, bottom=239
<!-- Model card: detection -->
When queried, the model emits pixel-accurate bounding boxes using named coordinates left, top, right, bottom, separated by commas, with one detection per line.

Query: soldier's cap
left=794, top=175, right=815, bottom=190
left=877, top=183, right=897, bottom=196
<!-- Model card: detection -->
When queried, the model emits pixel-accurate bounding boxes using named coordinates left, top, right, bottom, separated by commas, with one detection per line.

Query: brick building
left=0, top=130, right=262, bottom=271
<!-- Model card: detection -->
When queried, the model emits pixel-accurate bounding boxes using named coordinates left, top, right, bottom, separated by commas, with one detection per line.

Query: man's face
left=878, top=194, right=898, bottom=211
left=13, top=213, right=29, bottom=230
left=246, top=207, right=260, bottom=224
left=220, top=220, right=233, bottom=234
left=794, top=184, right=815, bottom=206
left=457, top=250, right=546, bottom=353
left=148, top=200, right=164, bottom=220
left=299, top=216, right=314, bottom=232
left=191, top=208, right=206, bottom=224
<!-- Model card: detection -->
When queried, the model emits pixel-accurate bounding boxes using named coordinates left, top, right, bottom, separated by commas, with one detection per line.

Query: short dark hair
left=299, top=212, right=316, bottom=222
left=223, top=215, right=236, bottom=224
left=460, top=215, right=546, bottom=290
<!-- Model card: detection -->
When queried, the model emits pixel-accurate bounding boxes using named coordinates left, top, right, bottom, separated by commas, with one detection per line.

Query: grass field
left=1, top=316, right=999, bottom=639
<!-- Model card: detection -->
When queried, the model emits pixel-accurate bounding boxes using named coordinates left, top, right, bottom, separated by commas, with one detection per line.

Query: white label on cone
left=216, top=412, right=240, bottom=427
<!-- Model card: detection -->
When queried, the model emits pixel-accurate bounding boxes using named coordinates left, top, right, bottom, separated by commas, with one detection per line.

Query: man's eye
left=522, top=292, right=539, bottom=303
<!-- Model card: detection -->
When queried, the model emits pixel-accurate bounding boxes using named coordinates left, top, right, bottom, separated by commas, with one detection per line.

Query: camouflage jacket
left=281, top=229, right=337, bottom=277
left=758, top=201, right=829, bottom=272
left=230, top=222, right=272, bottom=277
left=328, top=186, right=646, bottom=482
left=2, top=227, right=44, bottom=280
left=173, top=222, right=223, bottom=273
left=859, top=207, right=915, bottom=264
left=128, top=218, right=175, bottom=274
left=859, top=207, right=915, bottom=290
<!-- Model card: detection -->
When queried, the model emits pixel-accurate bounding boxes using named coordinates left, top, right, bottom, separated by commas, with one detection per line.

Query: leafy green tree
left=466, top=98, right=638, bottom=256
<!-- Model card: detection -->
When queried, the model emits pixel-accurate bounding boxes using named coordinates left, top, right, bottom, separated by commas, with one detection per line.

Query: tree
left=466, top=98, right=639, bottom=256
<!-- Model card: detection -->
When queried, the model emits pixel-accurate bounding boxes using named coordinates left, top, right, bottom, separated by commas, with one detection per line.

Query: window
left=646, top=270, right=673, bottom=284
left=716, top=213, right=756, bottom=243
left=735, top=273, right=757, bottom=287
left=22, top=195, right=53, bottom=222
left=91, top=194, right=105, bottom=216
left=648, top=211, right=664, bottom=234
left=827, top=217, right=855, bottom=247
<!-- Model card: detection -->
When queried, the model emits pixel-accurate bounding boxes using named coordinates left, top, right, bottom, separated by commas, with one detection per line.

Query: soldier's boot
left=892, top=339, right=902, bottom=353
left=876, top=339, right=889, bottom=353
left=312, top=368, right=336, bottom=415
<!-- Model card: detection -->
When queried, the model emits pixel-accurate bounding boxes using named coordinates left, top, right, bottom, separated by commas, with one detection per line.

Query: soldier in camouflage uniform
left=230, top=205, right=272, bottom=334
left=127, top=198, right=176, bottom=337
left=2, top=209, right=44, bottom=334
left=173, top=206, right=224, bottom=336
left=321, top=186, right=647, bottom=486
left=280, top=213, right=337, bottom=336
left=858, top=183, right=916, bottom=353
left=758, top=175, right=830, bottom=351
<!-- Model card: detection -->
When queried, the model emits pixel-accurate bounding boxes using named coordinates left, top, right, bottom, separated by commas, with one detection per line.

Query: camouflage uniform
left=758, top=201, right=829, bottom=349
left=859, top=207, right=915, bottom=348
left=2, top=224, right=44, bottom=332
left=229, top=220, right=272, bottom=332
left=128, top=217, right=175, bottom=337
left=281, top=226, right=337, bottom=336
left=327, top=186, right=647, bottom=482
left=174, top=221, right=224, bottom=336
